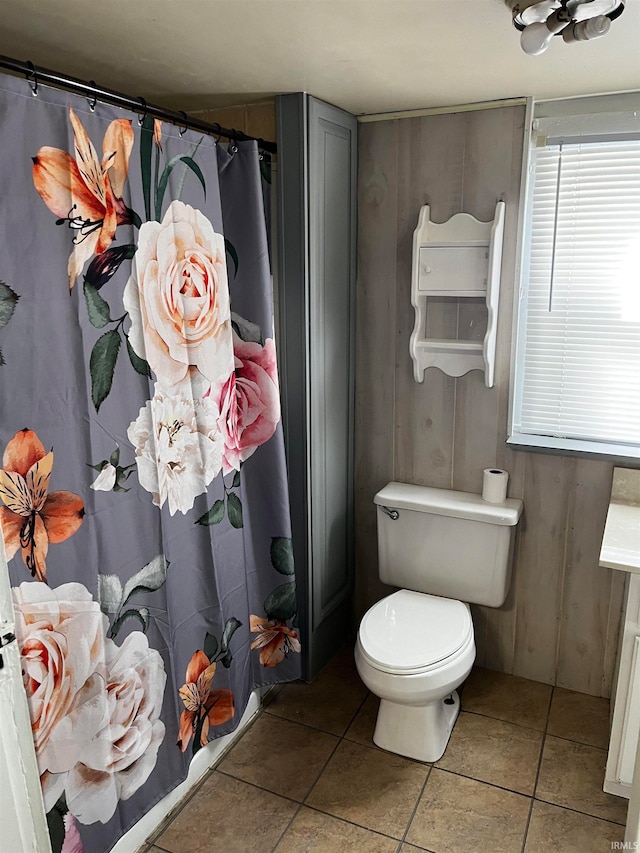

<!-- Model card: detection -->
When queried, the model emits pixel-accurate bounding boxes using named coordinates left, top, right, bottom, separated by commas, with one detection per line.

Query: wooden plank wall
left=193, top=101, right=276, bottom=143
left=355, top=105, right=626, bottom=698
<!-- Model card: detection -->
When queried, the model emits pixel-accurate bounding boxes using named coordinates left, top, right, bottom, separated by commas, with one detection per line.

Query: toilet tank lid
left=374, top=482, right=523, bottom=526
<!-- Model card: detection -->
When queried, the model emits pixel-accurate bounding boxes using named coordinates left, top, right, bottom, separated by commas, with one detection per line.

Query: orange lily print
left=0, top=429, right=84, bottom=582
left=250, top=615, right=301, bottom=667
left=32, top=107, right=134, bottom=290
left=177, top=650, right=234, bottom=755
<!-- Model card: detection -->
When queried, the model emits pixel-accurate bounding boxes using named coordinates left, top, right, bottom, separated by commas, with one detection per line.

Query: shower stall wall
left=276, top=94, right=357, bottom=680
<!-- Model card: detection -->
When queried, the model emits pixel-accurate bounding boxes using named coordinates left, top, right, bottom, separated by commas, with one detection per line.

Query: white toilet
left=355, top=481, right=523, bottom=763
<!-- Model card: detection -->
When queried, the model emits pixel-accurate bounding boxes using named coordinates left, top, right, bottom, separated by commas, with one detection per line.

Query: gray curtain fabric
left=0, top=74, right=300, bottom=853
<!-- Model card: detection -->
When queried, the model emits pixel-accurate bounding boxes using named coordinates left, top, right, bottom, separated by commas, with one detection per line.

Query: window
left=509, top=95, right=640, bottom=460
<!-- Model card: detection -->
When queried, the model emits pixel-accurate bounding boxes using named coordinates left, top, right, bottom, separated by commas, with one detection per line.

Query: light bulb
left=520, top=8, right=572, bottom=55
left=562, top=14, right=611, bottom=43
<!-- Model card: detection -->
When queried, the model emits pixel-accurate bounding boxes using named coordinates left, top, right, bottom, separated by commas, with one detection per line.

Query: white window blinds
left=510, top=102, right=640, bottom=459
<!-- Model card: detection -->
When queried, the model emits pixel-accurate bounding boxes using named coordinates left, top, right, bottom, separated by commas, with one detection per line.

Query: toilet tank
left=374, top=482, right=523, bottom=607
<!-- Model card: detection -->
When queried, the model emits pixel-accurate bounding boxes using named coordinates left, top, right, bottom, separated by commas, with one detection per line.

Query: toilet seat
left=358, top=589, right=473, bottom=676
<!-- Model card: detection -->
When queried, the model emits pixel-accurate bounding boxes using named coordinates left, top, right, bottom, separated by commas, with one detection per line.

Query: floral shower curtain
left=0, top=73, right=301, bottom=852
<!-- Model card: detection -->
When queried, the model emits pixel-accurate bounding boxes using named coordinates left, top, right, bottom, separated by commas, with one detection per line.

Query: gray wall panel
left=277, top=94, right=357, bottom=679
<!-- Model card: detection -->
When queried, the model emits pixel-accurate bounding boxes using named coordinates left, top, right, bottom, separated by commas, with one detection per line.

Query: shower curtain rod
left=0, top=54, right=277, bottom=154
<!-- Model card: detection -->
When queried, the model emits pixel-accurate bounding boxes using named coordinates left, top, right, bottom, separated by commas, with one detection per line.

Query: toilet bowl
left=355, top=589, right=475, bottom=762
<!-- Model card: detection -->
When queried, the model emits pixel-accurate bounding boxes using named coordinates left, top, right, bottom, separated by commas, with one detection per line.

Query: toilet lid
left=359, top=589, right=472, bottom=674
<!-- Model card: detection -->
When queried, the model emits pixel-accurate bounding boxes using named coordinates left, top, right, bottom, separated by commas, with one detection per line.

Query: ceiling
left=0, top=0, right=638, bottom=117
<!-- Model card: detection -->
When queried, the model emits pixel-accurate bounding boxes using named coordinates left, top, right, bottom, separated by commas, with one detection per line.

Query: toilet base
left=373, top=690, right=460, bottom=763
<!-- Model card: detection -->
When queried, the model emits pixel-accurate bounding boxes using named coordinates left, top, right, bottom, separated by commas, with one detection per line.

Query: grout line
left=435, top=766, right=533, bottom=799
left=520, top=683, right=555, bottom=852
left=300, top=719, right=345, bottom=801
left=270, top=802, right=303, bottom=852
left=459, top=706, right=548, bottom=735
left=542, top=730, right=611, bottom=752
left=342, top=687, right=370, bottom=734
left=263, top=707, right=350, bottom=738
left=215, top=767, right=304, bottom=806
left=532, top=795, right=628, bottom=828
left=399, top=764, right=432, bottom=848
left=303, top=803, right=411, bottom=846
left=264, top=689, right=368, bottom=739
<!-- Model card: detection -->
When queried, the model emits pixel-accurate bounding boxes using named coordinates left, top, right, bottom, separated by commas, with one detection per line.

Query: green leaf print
left=83, top=281, right=112, bottom=328
left=90, top=329, right=121, bottom=411
left=125, top=334, right=152, bottom=377
left=225, top=238, right=239, bottom=278
left=140, top=115, right=155, bottom=221
left=0, top=281, right=19, bottom=327
left=46, top=796, right=67, bottom=853
left=204, top=631, right=218, bottom=661
left=264, top=581, right=297, bottom=621
left=178, top=156, right=206, bottom=198
left=270, top=537, right=295, bottom=575
left=109, top=606, right=150, bottom=637
left=231, top=312, right=261, bottom=344
left=227, top=492, right=243, bottom=528
left=121, top=554, right=169, bottom=607
left=196, top=499, right=225, bottom=526
left=220, top=617, right=242, bottom=657
left=155, top=141, right=205, bottom=221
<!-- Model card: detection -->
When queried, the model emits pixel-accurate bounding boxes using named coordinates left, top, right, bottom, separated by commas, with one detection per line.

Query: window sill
left=507, top=433, right=640, bottom=464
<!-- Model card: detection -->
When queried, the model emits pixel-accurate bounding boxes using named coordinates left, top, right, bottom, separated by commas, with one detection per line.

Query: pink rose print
left=218, top=332, right=281, bottom=475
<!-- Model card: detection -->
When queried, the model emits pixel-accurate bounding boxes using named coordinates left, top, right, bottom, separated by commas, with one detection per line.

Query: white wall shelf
left=409, top=201, right=505, bottom=387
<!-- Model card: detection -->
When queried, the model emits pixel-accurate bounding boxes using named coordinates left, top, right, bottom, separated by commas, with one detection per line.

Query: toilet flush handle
left=379, top=506, right=399, bottom=521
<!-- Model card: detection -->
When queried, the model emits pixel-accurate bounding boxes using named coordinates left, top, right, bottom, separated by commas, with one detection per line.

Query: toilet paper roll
left=482, top=468, right=509, bottom=504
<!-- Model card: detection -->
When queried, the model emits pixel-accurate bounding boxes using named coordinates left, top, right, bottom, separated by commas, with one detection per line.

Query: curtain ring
left=137, top=97, right=147, bottom=127
left=230, top=130, right=239, bottom=154
left=178, top=111, right=189, bottom=137
left=212, top=122, right=222, bottom=143
left=25, top=61, right=38, bottom=97
left=87, top=82, right=97, bottom=112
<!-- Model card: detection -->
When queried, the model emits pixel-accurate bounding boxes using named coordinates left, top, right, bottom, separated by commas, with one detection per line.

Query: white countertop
left=600, top=501, right=640, bottom=573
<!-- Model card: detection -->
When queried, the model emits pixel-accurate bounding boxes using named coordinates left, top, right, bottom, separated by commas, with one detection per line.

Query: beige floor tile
left=344, top=692, right=379, bottom=747
left=461, top=666, right=552, bottom=731
left=274, top=806, right=399, bottom=852
left=155, top=771, right=298, bottom=853
left=524, top=800, right=624, bottom=852
left=267, top=644, right=367, bottom=736
left=306, top=739, right=429, bottom=838
left=406, top=768, right=530, bottom=853
left=218, top=714, right=338, bottom=801
left=436, top=711, right=543, bottom=795
left=547, top=688, right=610, bottom=750
left=536, top=735, right=627, bottom=824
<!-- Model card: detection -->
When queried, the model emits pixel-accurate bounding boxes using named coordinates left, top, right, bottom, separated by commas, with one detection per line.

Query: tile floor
left=142, top=646, right=627, bottom=853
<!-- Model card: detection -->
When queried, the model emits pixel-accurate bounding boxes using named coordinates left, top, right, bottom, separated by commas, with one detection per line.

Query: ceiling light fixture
left=505, top=0, right=625, bottom=55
